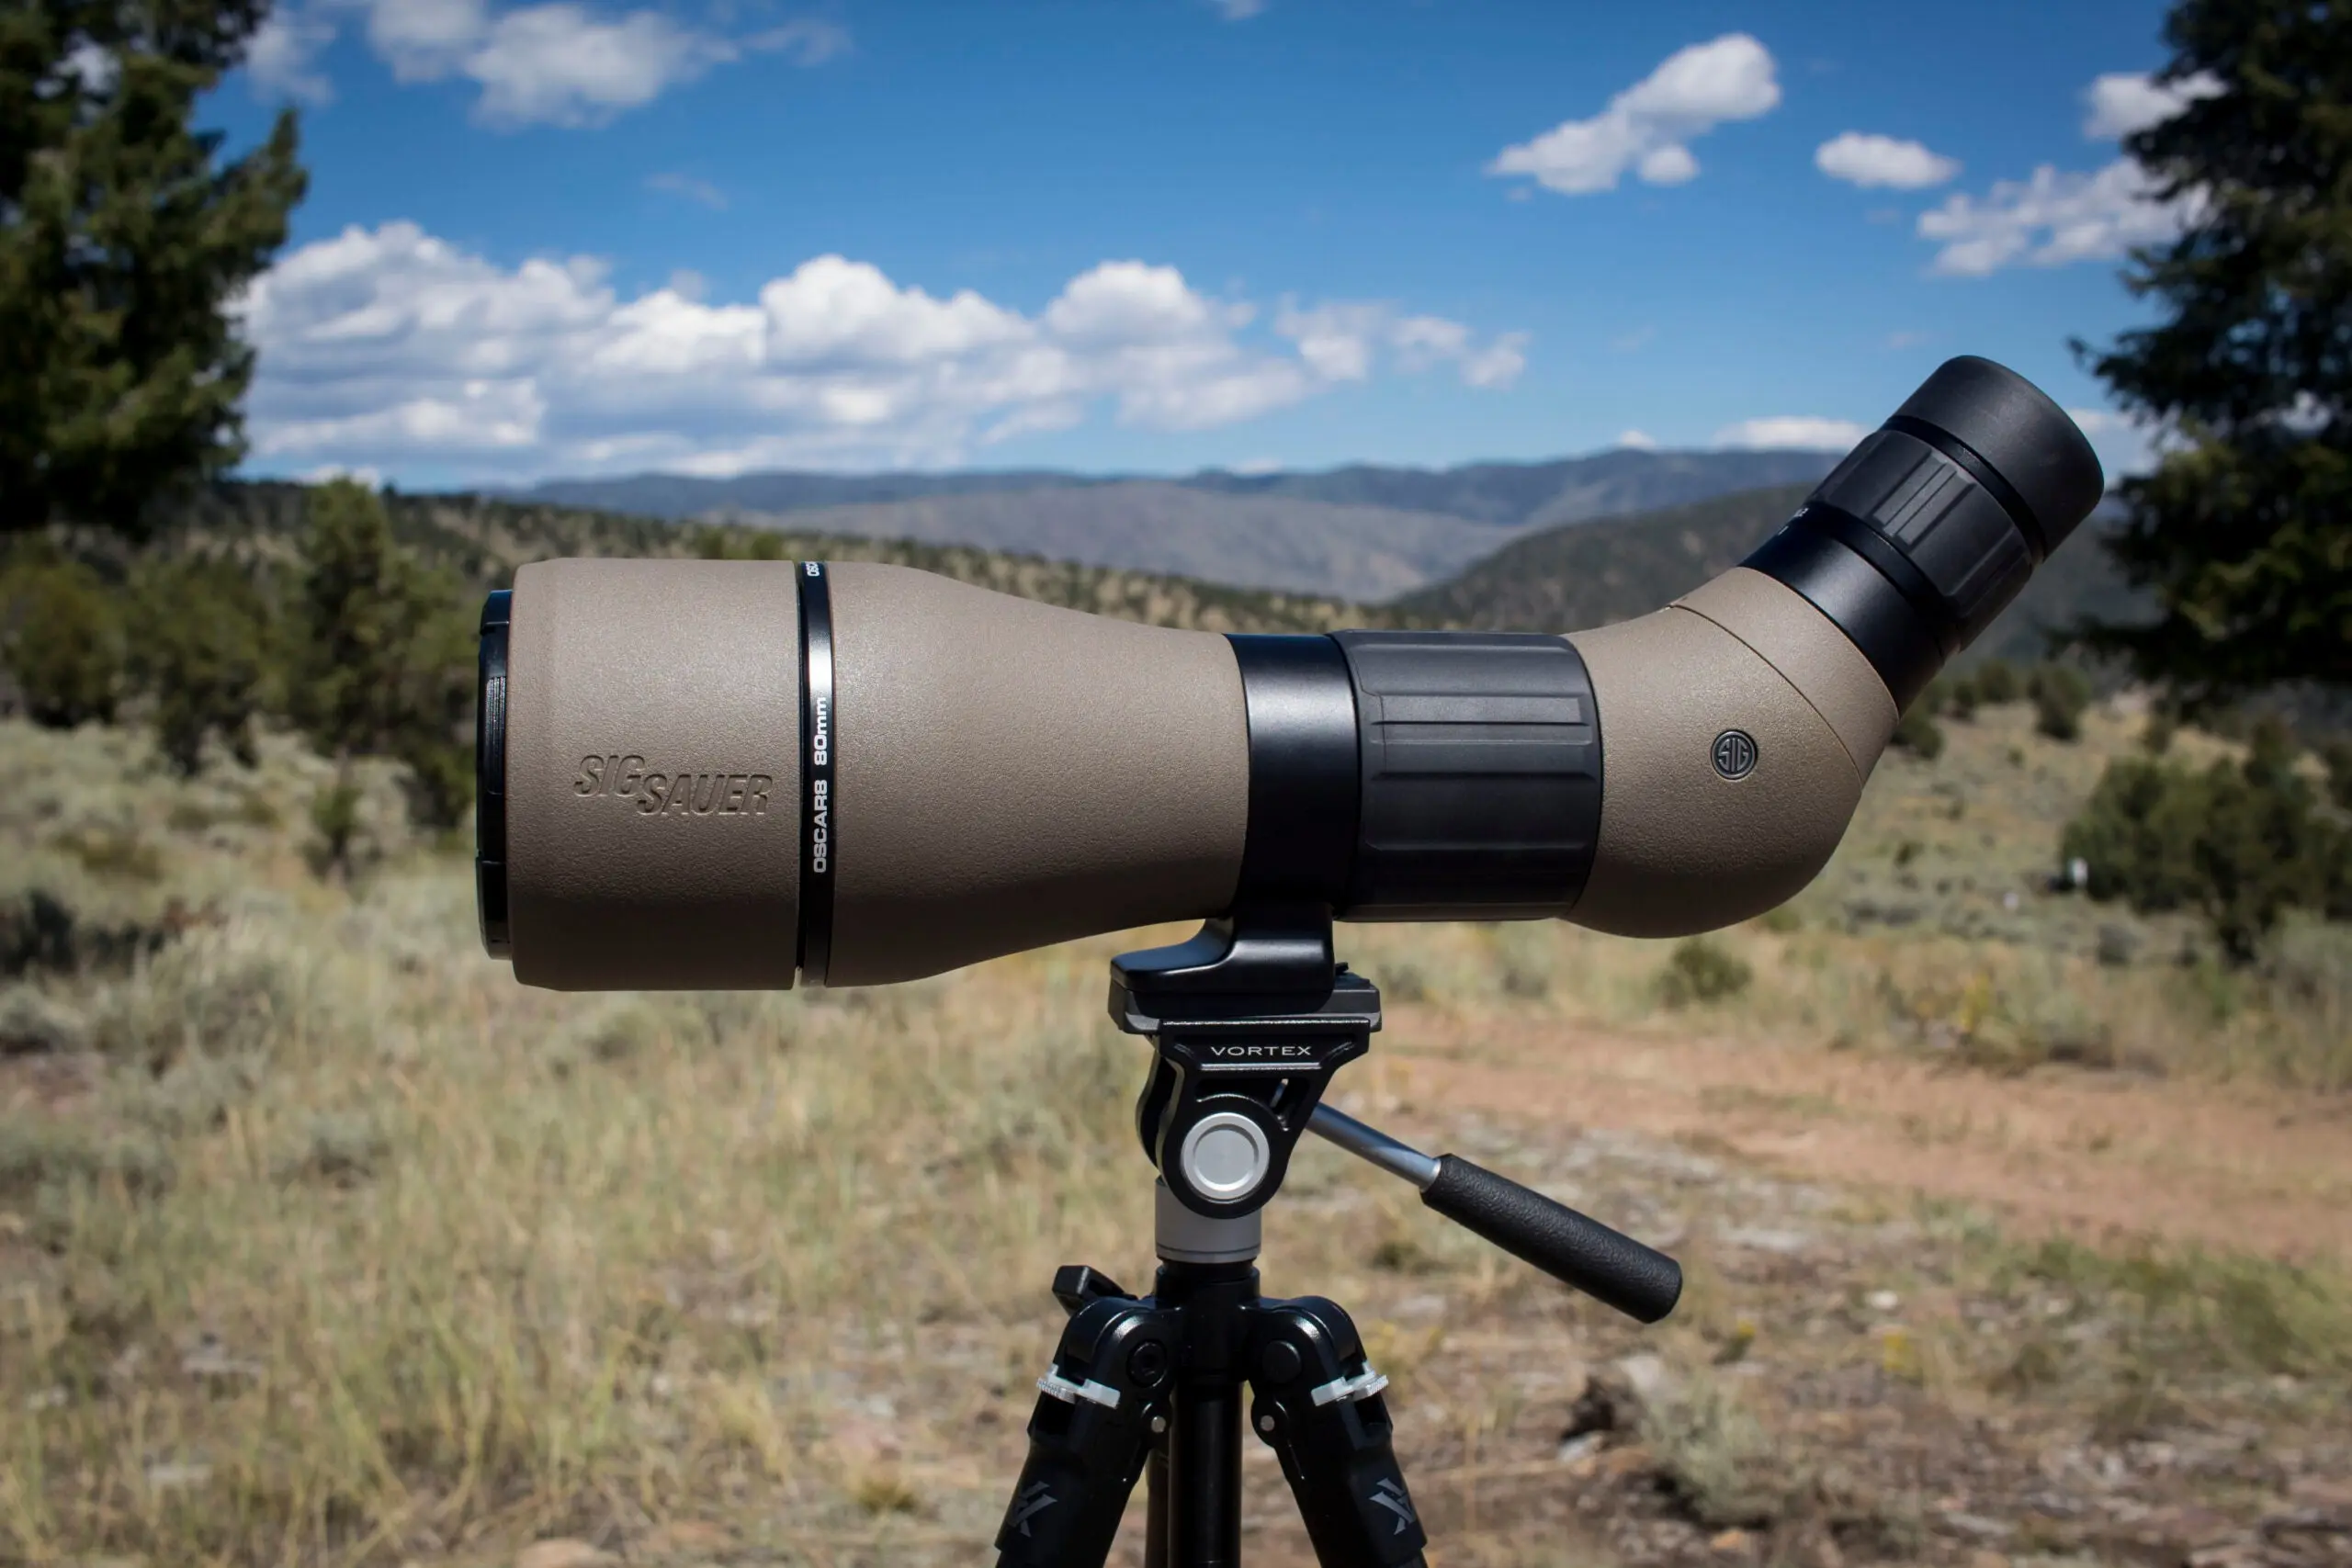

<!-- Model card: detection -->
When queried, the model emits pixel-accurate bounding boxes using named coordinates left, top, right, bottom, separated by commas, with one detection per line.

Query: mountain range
left=497, top=447, right=1842, bottom=601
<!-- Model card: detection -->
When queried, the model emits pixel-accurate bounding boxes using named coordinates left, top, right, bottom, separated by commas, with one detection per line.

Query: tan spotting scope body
left=474, top=356, right=2103, bottom=990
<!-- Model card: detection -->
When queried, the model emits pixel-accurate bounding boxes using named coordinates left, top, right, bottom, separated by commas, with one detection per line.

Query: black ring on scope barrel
left=797, top=562, right=837, bottom=986
left=474, top=590, right=512, bottom=959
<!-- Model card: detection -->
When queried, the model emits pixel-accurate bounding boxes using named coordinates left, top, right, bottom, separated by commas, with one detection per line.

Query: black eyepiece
left=1742, top=355, right=2105, bottom=709
left=1889, top=355, right=2106, bottom=558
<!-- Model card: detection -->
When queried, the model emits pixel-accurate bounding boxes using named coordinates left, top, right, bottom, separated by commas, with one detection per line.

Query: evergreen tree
left=2073, top=0, right=2352, bottom=703
left=287, top=481, right=474, bottom=855
left=1, top=2, right=305, bottom=536
left=0, top=554, right=124, bottom=724
left=127, top=551, right=271, bottom=773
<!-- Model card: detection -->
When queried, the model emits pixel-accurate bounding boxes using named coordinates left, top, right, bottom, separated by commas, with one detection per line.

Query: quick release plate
left=1110, top=909, right=1381, bottom=1219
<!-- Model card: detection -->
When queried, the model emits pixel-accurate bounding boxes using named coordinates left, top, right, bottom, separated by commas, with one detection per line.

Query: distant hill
left=708, top=481, right=1521, bottom=602
left=1179, top=448, right=1838, bottom=529
left=177, top=482, right=1399, bottom=636
left=492, top=447, right=1841, bottom=599
left=185, top=478, right=2143, bottom=670
left=1399, top=483, right=2146, bottom=668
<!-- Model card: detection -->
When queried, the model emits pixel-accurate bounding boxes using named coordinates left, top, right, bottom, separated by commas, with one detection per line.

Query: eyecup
left=1894, top=355, right=2106, bottom=550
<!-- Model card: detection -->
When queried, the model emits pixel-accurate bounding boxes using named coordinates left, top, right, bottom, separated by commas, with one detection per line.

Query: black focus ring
left=1883, top=413, right=2052, bottom=562
left=797, top=562, right=837, bottom=985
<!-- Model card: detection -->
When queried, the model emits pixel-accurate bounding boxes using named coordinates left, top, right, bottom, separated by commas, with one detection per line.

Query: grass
left=2, top=699, right=2348, bottom=1566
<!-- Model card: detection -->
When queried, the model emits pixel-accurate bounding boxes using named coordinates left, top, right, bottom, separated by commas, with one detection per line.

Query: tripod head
left=1112, top=906, right=1682, bottom=1323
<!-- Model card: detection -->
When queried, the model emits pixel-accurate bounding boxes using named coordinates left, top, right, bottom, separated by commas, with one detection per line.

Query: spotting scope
left=473, top=355, right=2102, bottom=990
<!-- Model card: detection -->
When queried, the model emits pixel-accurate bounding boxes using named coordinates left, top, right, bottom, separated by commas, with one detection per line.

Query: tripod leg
left=994, top=1293, right=1177, bottom=1568
left=1246, top=1297, right=1430, bottom=1568
left=1143, top=1444, right=1170, bottom=1568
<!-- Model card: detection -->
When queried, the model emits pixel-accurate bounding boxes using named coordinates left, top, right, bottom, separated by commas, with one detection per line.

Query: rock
left=1866, top=1290, right=1901, bottom=1313
left=1940, top=1511, right=2015, bottom=1541
left=640, top=1520, right=731, bottom=1556
left=1613, top=1352, right=1678, bottom=1407
left=144, top=1461, right=212, bottom=1491
left=1562, top=1354, right=1678, bottom=1442
left=1557, top=1431, right=1605, bottom=1466
left=0, top=987, right=85, bottom=1056
left=514, top=1540, right=615, bottom=1568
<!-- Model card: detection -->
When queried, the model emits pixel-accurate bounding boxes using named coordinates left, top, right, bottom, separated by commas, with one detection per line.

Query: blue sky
left=209, top=0, right=2193, bottom=487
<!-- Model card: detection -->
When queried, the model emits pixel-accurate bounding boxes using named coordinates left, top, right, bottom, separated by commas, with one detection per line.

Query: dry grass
left=3, top=704, right=2349, bottom=1568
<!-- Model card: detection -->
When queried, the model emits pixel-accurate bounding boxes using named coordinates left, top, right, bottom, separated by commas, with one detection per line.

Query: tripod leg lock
left=994, top=1292, right=1176, bottom=1567
left=1248, top=1296, right=1430, bottom=1567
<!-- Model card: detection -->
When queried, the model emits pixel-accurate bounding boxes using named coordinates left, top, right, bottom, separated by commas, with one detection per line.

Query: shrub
left=2062, top=740, right=2352, bottom=963
left=2323, top=736, right=2352, bottom=812
left=1968, top=659, right=2021, bottom=706
left=1657, top=937, right=1753, bottom=1008
left=0, top=559, right=126, bottom=726
left=1891, top=702, right=1945, bottom=760
left=2029, top=663, right=2091, bottom=742
left=287, top=481, right=476, bottom=838
left=127, top=555, right=275, bottom=775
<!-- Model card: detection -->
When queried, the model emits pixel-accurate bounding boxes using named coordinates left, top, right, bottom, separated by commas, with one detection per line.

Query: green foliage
left=125, top=554, right=272, bottom=774
left=1966, top=659, right=2020, bottom=706
left=2324, top=736, right=2352, bottom=813
left=1891, top=700, right=1945, bottom=760
left=286, top=481, right=474, bottom=833
left=2030, top=663, right=2090, bottom=742
left=2071, top=0, right=2352, bottom=701
left=306, top=776, right=363, bottom=880
left=2062, top=728, right=2352, bottom=963
left=0, top=557, right=125, bottom=725
left=1656, top=937, right=1753, bottom=1008
left=0, top=1, right=308, bottom=536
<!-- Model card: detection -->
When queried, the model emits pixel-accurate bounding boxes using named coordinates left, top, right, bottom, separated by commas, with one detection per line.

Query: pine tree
left=1, top=2, right=306, bottom=536
left=2072, top=0, right=2352, bottom=704
left=128, top=551, right=273, bottom=773
left=287, top=482, right=475, bottom=861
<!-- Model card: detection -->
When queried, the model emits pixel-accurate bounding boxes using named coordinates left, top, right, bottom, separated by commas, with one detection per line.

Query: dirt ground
left=1384, top=1006, right=2352, bottom=1268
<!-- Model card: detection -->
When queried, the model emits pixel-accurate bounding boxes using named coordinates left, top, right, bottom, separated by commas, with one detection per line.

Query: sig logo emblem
left=1712, top=729, right=1758, bottom=782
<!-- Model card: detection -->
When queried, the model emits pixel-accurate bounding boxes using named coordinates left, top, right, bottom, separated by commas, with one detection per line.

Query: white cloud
left=356, top=0, right=487, bottom=79
left=236, top=223, right=1530, bottom=478
left=1714, top=416, right=1866, bottom=450
left=1814, top=131, right=1959, bottom=189
left=1909, top=70, right=2222, bottom=277
left=747, top=18, right=851, bottom=65
left=464, top=6, right=736, bottom=126
left=1488, top=33, right=1779, bottom=196
left=1917, top=159, right=2199, bottom=276
left=1617, top=429, right=1657, bottom=450
left=245, top=9, right=338, bottom=103
left=282, top=0, right=843, bottom=126
left=2083, top=71, right=2223, bottom=140
left=1274, top=303, right=1527, bottom=390
left=647, top=172, right=727, bottom=209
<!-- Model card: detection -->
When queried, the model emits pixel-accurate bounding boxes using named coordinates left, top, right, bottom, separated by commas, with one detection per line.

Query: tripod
left=991, top=908, right=1684, bottom=1568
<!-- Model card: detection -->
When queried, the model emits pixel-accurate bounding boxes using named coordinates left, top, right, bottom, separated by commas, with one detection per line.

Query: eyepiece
left=1741, top=356, right=2105, bottom=708
left=1890, top=355, right=2105, bottom=557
